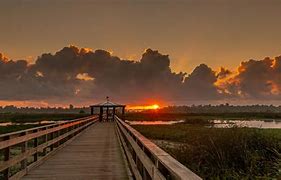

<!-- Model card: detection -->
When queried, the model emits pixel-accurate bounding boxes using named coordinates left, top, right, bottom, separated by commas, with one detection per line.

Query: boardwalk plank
left=22, top=122, right=128, bottom=180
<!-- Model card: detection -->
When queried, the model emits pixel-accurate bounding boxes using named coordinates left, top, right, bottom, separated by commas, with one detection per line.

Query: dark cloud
left=225, top=57, right=281, bottom=99
left=0, top=46, right=187, bottom=104
left=1, top=46, right=281, bottom=105
left=183, top=64, right=220, bottom=100
left=0, top=57, right=29, bottom=100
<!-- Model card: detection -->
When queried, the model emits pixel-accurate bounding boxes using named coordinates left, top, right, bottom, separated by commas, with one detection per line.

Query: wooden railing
left=0, top=115, right=98, bottom=180
left=115, top=116, right=202, bottom=180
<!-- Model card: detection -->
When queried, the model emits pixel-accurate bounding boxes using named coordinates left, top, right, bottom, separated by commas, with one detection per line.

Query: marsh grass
left=133, top=124, right=281, bottom=179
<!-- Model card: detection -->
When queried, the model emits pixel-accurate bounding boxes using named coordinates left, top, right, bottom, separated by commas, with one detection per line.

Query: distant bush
left=79, top=110, right=86, bottom=114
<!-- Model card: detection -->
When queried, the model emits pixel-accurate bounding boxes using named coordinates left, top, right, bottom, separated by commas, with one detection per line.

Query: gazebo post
left=106, top=107, right=109, bottom=121
left=122, top=106, right=125, bottom=120
left=99, top=107, right=103, bottom=122
left=112, top=107, right=116, bottom=121
left=91, top=107, right=94, bottom=115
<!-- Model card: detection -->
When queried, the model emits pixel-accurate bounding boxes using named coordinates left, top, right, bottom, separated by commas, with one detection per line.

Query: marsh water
left=1, top=119, right=281, bottom=129
left=127, top=119, right=281, bottom=129
left=126, top=120, right=185, bottom=125
left=211, top=119, right=281, bottom=128
left=0, top=120, right=68, bottom=126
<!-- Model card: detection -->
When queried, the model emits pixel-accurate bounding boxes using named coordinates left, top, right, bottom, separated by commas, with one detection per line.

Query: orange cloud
left=0, top=53, right=8, bottom=61
left=76, top=73, right=94, bottom=81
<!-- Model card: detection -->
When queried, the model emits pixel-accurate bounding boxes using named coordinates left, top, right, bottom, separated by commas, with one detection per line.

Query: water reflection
left=211, top=120, right=281, bottom=129
left=0, top=120, right=67, bottom=126
left=127, top=119, right=281, bottom=129
left=126, top=120, right=185, bottom=125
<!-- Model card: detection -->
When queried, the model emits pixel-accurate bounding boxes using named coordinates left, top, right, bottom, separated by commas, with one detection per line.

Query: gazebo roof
left=90, top=97, right=125, bottom=107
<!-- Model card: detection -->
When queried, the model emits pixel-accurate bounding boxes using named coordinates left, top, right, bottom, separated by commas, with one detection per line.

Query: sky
left=1, top=0, right=281, bottom=72
left=1, top=0, right=281, bottom=107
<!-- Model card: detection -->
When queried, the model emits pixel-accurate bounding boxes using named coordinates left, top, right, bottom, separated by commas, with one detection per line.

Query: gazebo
left=90, top=97, right=126, bottom=122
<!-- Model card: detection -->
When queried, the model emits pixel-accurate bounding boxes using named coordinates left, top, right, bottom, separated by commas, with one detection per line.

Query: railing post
left=152, top=159, right=159, bottom=180
left=50, top=131, right=54, bottom=151
left=43, top=128, right=47, bottom=156
left=66, top=127, right=70, bottom=140
left=21, top=132, right=28, bottom=171
left=71, top=125, right=74, bottom=138
left=3, top=136, right=10, bottom=180
left=33, top=130, right=38, bottom=162
left=141, top=145, right=148, bottom=180
left=56, top=130, right=61, bottom=146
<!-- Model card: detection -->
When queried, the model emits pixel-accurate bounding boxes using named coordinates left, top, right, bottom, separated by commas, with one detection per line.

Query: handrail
left=115, top=116, right=201, bottom=180
left=0, top=115, right=98, bottom=180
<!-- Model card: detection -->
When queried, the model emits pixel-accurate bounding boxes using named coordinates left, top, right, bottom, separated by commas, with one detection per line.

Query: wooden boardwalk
left=22, top=122, right=129, bottom=180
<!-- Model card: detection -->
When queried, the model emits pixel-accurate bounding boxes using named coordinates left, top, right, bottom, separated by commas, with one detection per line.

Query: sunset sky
left=1, top=0, right=281, bottom=107
left=2, top=0, right=281, bottom=72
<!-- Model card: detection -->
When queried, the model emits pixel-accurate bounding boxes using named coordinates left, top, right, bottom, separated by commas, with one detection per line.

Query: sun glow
left=128, top=104, right=160, bottom=110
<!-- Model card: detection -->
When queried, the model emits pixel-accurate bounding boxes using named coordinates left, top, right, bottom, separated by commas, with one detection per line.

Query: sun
left=152, top=104, right=159, bottom=109
left=127, top=104, right=160, bottom=111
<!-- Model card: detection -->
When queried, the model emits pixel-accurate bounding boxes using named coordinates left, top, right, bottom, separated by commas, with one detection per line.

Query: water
left=0, top=120, right=67, bottom=126
left=2, top=119, right=281, bottom=129
left=126, top=120, right=185, bottom=125
left=127, top=119, right=281, bottom=129
left=211, top=119, right=281, bottom=129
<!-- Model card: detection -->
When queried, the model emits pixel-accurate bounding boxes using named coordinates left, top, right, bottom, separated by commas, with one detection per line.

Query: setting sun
left=151, top=104, right=159, bottom=109
left=128, top=104, right=160, bottom=110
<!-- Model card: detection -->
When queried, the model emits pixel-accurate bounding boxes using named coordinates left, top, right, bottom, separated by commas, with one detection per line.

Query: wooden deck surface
left=22, top=122, right=129, bottom=180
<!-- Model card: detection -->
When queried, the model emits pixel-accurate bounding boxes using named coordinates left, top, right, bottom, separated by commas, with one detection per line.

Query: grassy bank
left=133, top=124, right=281, bottom=179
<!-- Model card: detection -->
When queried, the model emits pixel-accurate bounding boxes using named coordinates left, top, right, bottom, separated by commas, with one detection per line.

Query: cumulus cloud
left=1, top=46, right=281, bottom=105
left=183, top=64, right=220, bottom=100
left=223, top=57, right=281, bottom=99
left=0, top=46, right=187, bottom=104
